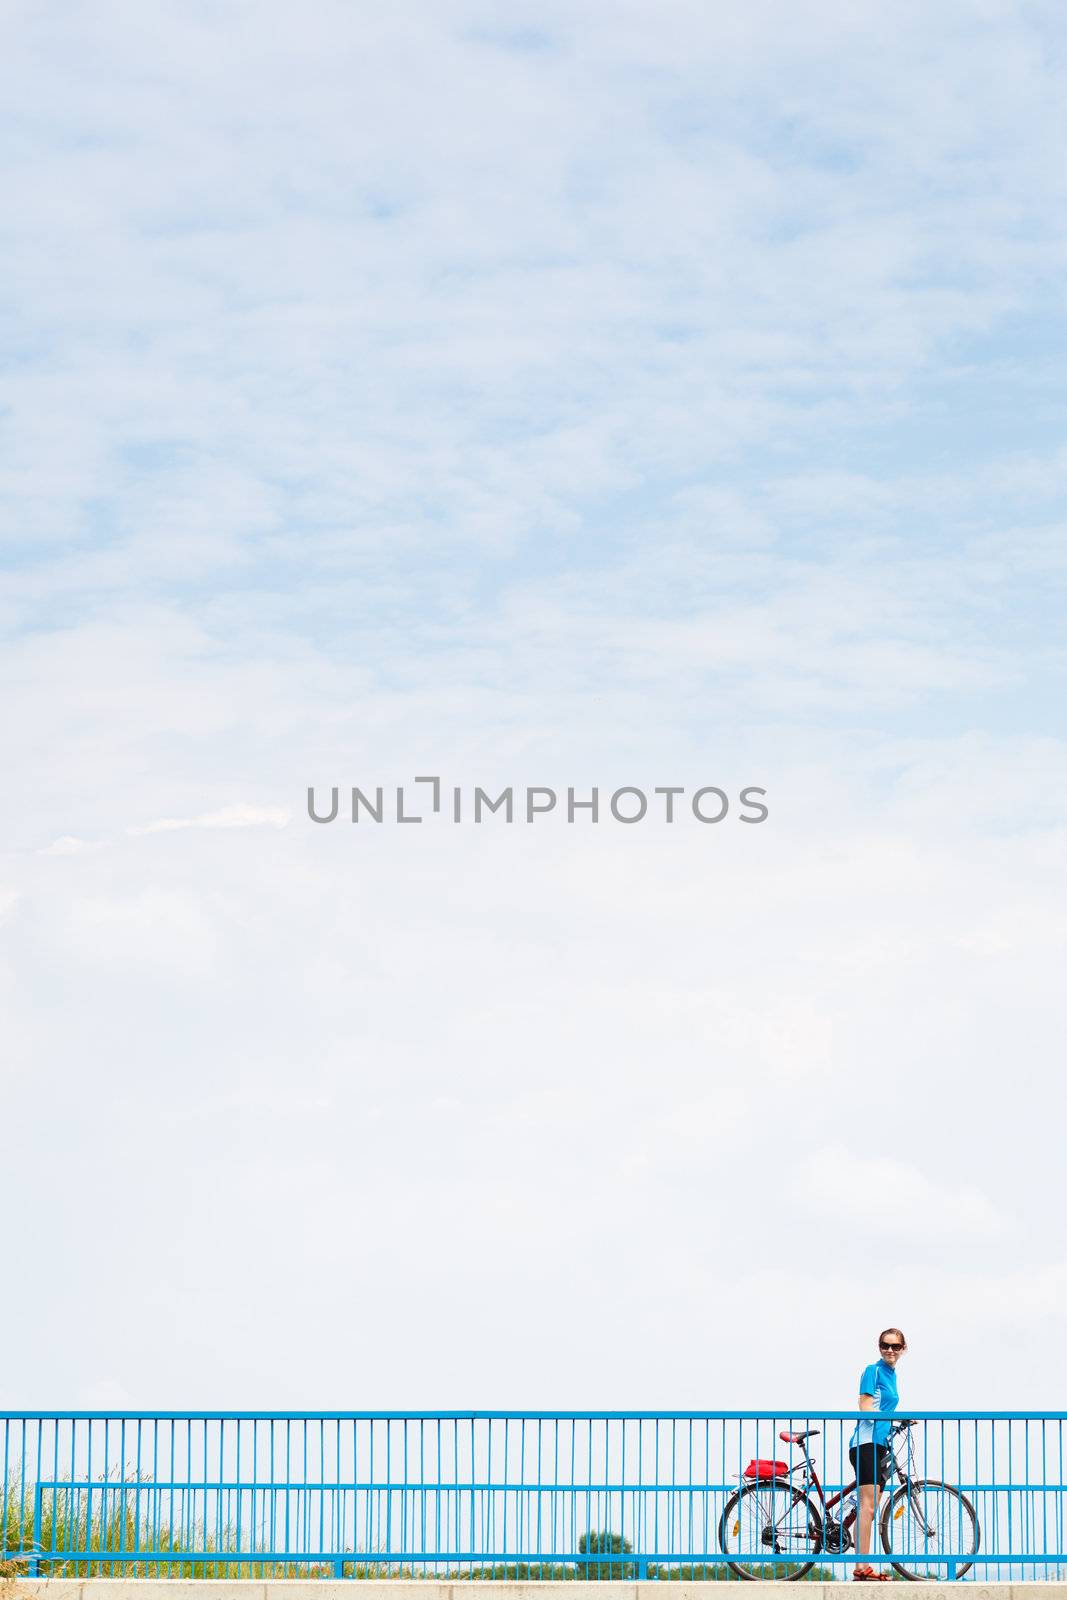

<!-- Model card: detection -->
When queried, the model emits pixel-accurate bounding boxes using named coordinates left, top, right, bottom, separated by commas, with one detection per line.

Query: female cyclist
left=849, top=1327, right=906, bottom=1580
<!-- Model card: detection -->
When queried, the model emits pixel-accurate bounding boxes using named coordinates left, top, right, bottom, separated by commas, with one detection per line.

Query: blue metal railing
left=2, top=1411, right=1066, bottom=1580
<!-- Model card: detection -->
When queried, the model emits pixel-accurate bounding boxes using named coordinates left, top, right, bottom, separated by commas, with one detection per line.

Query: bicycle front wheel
left=880, top=1479, right=979, bottom=1580
left=719, top=1480, right=822, bottom=1581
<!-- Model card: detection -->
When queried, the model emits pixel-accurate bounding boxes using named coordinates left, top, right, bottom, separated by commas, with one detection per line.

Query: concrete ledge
left=5, top=1584, right=1067, bottom=1600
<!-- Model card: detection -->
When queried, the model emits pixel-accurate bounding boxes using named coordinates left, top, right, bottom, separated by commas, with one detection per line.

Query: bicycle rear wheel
left=719, top=1480, right=822, bottom=1580
left=880, top=1479, right=979, bottom=1580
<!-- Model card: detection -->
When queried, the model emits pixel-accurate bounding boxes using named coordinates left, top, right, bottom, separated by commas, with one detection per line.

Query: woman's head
left=878, top=1327, right=907, bottom=1366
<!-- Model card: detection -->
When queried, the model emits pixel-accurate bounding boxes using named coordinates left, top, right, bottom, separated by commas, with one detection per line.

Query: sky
left=2, top=0, right=1066, bottom=1415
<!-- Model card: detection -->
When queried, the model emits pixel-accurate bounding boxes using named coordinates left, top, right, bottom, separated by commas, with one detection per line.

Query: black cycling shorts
left=849, top=1443, right=890, bottom=1488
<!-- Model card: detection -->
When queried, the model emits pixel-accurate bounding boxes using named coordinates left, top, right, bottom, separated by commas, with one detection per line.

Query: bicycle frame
left=786, top=1424, right=914, bottom=1540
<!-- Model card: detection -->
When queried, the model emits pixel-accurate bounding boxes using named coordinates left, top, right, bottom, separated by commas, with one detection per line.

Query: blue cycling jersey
left=849, top=1358, right=898, bottom=1448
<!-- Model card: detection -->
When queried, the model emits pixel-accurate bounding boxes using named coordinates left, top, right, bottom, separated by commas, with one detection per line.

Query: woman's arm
left=858, top=1394, right=877, bottom=1412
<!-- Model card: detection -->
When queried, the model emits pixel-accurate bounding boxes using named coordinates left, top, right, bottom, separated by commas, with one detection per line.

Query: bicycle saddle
left=779, top=1428, right=820, bottom=1443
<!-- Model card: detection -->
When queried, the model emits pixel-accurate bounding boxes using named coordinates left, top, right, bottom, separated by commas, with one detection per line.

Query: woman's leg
left=851, top=1445, right=888, bottom=1577
left=856, top=1481, right=877, bottom=1557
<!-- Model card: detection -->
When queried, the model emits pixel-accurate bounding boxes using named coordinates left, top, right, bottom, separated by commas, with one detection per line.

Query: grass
left=0, top=1480, right=829, bottom=1582
left=0, top=1475, right=429, bottom=1581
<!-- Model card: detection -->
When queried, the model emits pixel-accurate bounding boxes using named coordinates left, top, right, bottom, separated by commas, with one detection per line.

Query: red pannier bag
left=743, top=1458, right=790, bottom=1480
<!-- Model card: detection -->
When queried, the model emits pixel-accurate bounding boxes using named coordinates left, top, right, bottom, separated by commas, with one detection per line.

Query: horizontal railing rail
left=3, top=1411, right=1066, bottom=1581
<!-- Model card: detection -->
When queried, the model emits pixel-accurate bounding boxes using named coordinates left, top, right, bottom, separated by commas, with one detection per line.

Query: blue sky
left=2, top=0, right=1066, bottom=1409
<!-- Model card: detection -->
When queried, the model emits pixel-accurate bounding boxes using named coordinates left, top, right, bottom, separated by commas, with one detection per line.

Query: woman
left=849, top=1327, right=906, bottom=1580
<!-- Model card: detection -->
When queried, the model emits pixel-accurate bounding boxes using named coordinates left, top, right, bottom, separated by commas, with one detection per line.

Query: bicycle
left=718, top=1420, right=980, bottom=1581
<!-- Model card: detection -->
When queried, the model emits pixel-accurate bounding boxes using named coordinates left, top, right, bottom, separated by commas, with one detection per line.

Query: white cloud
left=131, top=803, right=290, bottom=834
left=801, top=1147, right=1009, bottom=1240
left=39, top=834, right=100, bottom=855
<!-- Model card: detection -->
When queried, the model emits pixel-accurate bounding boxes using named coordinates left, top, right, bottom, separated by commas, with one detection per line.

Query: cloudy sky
left=2, top=0, right=1066, bottom=1415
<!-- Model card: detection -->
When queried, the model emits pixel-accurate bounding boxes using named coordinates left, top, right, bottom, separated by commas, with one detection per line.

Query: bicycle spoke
left=720, top=1482, right=820, bottom=1580
left=881, top=1480, right=979, bottom=1581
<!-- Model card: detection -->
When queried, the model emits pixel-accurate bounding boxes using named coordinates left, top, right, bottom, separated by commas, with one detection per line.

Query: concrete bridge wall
left=4, top=1581, right=1065, bottom=1600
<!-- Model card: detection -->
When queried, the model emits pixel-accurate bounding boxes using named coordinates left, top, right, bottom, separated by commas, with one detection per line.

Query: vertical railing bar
left=318, top=1416, right=325, bottom=1570
left=1023, top=1420, right=1036, bottom=1580
left=1058, top=1420, right=1064, bottom=1583
left=401, top=1415, right=408, bottom=1571
left=283, top=1417, right=291, bottom=1568
left=620, top=1414, right=627, bottom=1572
left=567, top=1416, right=575, bottom=1579
left=166, top=1419, right=174, bottom=1579
left=369, top=1417, right=375, bottom=1575
left=960, top=1415, right=965, bottom=1583
left=703, top=1414, right=710, bottom=1577
left=177, top=1414, right=183, bottom=1574
left=972, top=1418, right=979, bottom=1588
left=500, top=1416, right=507, bottom=1567
left=234, top=1418, right=242, bottom=1577
left=335, top=1416, right=342, bottom=1578
left=133, top=1417, right=142, bottom=1576
left=253, top=1417, right=259, bottom=1577
left=518, top=1415, right=525, bottom=1570
left=183, top=1417, right=191, bottom=1577
left=1025, top=1416, right=1031, bottom=1581
left=26, top=1418, right=35, bottom=1571
left=1011, top=1414, right=1017, bottom=1561
left=355, top=1417, right=361, bottom=1577
left=1041, top=1418, right=1048, bottom=1582
left=720, top=1414, right=727, bottom=1584
left=302, top=1417, right=309, bottom=1568
left=535, top=1416, right=543, bottom=1573
left=452, top=1417, right=459, bottom=1574
left=0, top=1419, right=8, bottom=1556
left=222, top=1420, right=229, bottom=1575
left=419, top=1416, right=426, bottom=1577
left=302, top=1415, right=308, bottom=1570
left=269, top=1421, right=277, bottom=1573
left=203, top=1416, right=211, bottom=1578
left=117, top=1416, right=126, bottom=1568
left=471, top=1416, right=476, bottom=1580
left=368, top=1419, right=376, bottom=1576
left=687, top=1414, right=693, bottom=1569
left=353, top=1417, right=360, bottom=1577
left=991, top=1416, right=998, bottom=1581
left=653, top=1415, right=660, bottom=1571
left=214, top=1457, right=221, bottom=1576
left=48, top=1418, right=58, bottom=1575
left=601, top=1415, right=606, bottom=1578
left=385, top=1417, right=391, bottom=1572
left=552, top=1414, right=559, bottom=1575
left=66, top=1423, right=77, bottom=1573
left=443, top=1418, right=450, bottom=1573
left=486, top=1420, right=494, bottom=1573
left=107, top=1415, right=115, bottom=1576
left=60, top=1476, right=69, bottom=1571
left=84, top=1418, right=92, bottom=1579
left=295, top=1418, right=301, bottom=1570
left=674, top=1413, right=680, bottom=1567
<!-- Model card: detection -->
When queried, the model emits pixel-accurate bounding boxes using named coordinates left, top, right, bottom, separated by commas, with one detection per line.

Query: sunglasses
left=879, top=1341, right=904, bottom=1352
